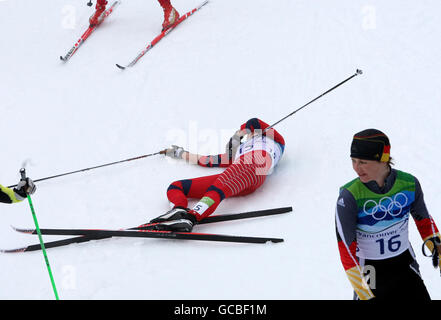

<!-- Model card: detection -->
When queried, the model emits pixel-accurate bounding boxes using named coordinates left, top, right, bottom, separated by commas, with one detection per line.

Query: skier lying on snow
left=150, top=118, right=286, bottom=232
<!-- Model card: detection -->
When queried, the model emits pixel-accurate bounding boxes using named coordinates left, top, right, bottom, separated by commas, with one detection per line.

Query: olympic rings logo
left=363, top=192, right=409, bottom=221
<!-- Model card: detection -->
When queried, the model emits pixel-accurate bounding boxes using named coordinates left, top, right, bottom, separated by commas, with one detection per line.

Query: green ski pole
left=20, top=168, right=60, bottom=300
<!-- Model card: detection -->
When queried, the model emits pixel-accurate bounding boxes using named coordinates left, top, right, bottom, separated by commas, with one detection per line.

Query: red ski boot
left=162, top=5, right=179, bottom=31
left=89, top=0, right=108, bottom=27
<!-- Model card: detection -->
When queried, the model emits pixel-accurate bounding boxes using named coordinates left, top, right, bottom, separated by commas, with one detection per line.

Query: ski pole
left=8, top=150, right=166, bottom=188
left=20, top=168, right=60, bottom=300
left=265, top=69, right=363, bottom=132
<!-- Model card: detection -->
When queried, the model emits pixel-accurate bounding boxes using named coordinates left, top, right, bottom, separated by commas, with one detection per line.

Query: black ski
left=199, top=206, right=292, bottom=224
left=3, top=206, right=291, bottom=252
left=13, top=228, right=283, bottom=244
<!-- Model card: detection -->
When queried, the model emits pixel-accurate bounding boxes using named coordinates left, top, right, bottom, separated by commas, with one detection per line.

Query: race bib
left=235, top=135, right=283, bottom=171
left=356, top=217, right=410, bottom=260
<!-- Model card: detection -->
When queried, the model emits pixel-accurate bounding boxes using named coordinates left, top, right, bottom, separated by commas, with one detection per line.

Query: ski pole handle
left=20, top=168, right=27, bottom=182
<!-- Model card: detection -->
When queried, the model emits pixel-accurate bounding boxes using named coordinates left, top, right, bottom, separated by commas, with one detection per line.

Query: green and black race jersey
left=335, top=168, right=440, bottom=299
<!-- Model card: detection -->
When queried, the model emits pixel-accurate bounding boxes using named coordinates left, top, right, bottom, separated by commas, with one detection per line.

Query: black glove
left=422, top=236, right=441, bottom=270
left=430, top=237, right=441, bottom=269
left=13, top=178, right=36, bottom=200
left=226, top=130, right=245, bottom=160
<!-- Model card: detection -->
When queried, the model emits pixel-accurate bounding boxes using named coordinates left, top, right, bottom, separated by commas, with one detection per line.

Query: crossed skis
left=2, top=207, right=292, bottom=253
left=60, top=0, right=208, bottom=68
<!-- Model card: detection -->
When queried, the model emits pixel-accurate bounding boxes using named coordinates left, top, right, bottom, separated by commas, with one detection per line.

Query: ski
left=14, top=206, right=293, bottom=235
left=60, top=1, right=120, bottom=62
left=197, top=206, right=292, bottom=224
left=1, top=236, right=100, bottom=253
left=12, top=228, right=283, bottom=244
left=3, top=206, right=291, bottom=252
left=116, top=0, right=208, bottom=70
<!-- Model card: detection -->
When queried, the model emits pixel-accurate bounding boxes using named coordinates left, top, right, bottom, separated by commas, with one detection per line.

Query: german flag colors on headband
left=350, top=129, right=391, bottom=163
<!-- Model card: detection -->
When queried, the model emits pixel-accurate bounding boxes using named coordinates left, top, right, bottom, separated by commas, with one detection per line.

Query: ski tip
left=269, top=238, right=284, bottom=244
left=60, top=56, right=66, bottom=62
left=0, top=247, right=27, bottom=254
left=11, top=226, right=35, bottom=234
left=115, top=64, right=126, bottom=70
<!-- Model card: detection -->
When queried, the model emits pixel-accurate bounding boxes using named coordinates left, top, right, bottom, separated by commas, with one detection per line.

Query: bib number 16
left=376, top=235, right=401, bottom=255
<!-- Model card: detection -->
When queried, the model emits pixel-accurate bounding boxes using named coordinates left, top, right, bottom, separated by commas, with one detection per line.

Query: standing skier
left=89, top=0, right=179, bottom=31
left=335, top=129, right=441, bottom=300
left=0, top=178, right=36, bottom=204
left=150, top=118, right=285, bottom=232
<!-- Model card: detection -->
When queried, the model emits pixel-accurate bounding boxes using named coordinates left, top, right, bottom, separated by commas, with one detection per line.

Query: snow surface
left=1, top=0, right=440, bottom=300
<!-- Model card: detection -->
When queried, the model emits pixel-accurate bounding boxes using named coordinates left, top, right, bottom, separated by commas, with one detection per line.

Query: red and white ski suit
left=166, top=118, right=285, bottom=221
left=96, top=0, right=174, bottom=11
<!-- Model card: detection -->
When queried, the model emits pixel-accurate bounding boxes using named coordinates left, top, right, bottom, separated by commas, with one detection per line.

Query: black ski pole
left=265, top=69, right=363, bottom=132
left=8, top=150, right=167, bottom=188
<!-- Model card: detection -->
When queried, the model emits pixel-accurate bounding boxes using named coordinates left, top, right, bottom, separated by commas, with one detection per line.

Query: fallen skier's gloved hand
left=165, top=145, right=187, bottom=159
